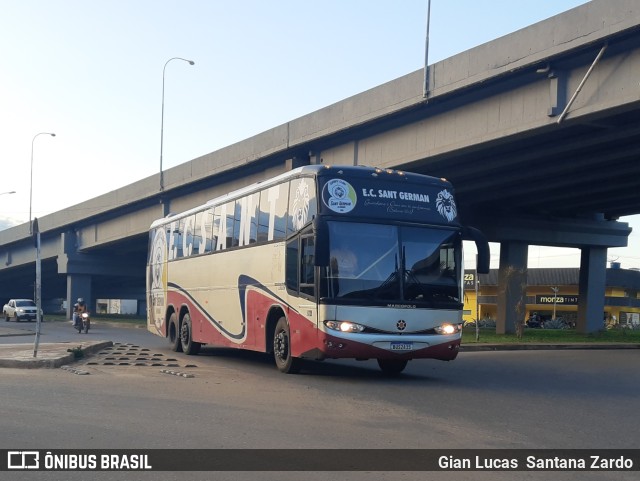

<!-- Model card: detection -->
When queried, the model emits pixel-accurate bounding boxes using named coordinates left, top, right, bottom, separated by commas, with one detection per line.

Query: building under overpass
left=1, top=0, right=640, bottom=333
left=464, top=266, right=640, bottom=328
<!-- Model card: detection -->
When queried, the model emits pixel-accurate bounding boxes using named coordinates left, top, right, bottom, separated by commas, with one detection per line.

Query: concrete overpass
left=1, top=0, right=639, bottom=333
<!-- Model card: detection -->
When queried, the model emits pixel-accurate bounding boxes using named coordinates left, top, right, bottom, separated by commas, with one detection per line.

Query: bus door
left=286, top=230, right=319, bottom=332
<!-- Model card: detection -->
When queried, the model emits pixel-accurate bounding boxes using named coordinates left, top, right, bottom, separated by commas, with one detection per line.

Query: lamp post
left=475, top=254, right=480, bottom=342
left=550, top=286, right=559, bottom=321
left=29, top=132, right=56, bottom=232
left=159, top=57, right=195, bottom=191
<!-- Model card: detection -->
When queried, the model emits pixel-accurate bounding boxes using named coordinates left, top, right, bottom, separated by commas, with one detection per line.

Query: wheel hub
left=180, top=323, right=189, bottom=343
left=274, top=331, right=288, bottom=360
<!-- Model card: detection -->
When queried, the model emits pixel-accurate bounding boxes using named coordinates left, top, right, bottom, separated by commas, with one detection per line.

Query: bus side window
left=183, top=215, right=195, bottom=257
left=201, top=208, right=214, bottom=254
left=173, top=219, right=184, bottom=259
left=212, top=205, right=221, bottom=250
left=272, top=182, right=289, bottom=241
left=285, top=238, right=299, bottom=291
left=224, top=201, right=235, bottom=250
left=300, top=236, right=315, bottom=297
left=288, top=177, right=317, bottom=235
left=232, top=201, right=241, bottom=247
left=440, top=244, right=456, bottom=275
left=248, top=193, right=259, bottom=244
left=193, top=211, right=210, bottom=255
left=257, top=189, right=270, bottom=243
left=257, top=182, right=289, bottom=242
left=176, top=219, right=186, bottom=259
left=165, top=225, right=172, bottom=260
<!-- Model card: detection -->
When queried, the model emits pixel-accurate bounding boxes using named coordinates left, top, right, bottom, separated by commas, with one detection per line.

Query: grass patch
left=462, top=326, right=640, bottom=344
left=67, top=346, right=84, bottom=359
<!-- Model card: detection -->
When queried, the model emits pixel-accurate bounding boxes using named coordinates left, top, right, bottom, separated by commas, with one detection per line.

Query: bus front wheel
left=180, top=313, right=201, bottom=355
left=273, top=317, right=301, bottom=374
left=377, top=359, right=408, bottom=375
left=168, top=313, right=182, bottom=352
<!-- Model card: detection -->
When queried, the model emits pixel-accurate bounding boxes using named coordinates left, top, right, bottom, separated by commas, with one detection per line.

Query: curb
left=0, top=330, right=34, bottom=338
left=0, top=341, right=114, bottom=369
left=460, top=343, right=640, bottom=352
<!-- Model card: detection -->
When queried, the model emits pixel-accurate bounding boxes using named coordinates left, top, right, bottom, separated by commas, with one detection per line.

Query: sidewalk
left=1, top=324, right=637, bottom=369
left=460, top=342, right=640, bottom=351
left=0, top=324, right=112, bottom=368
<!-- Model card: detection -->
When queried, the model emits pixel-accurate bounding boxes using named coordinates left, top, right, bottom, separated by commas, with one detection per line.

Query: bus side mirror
left=462, top=226, right=490, bottom=274
left=313, top=218, right=329, bottom=267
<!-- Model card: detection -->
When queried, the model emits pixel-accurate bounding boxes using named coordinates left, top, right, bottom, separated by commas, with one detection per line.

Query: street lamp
left=0, top=191, right=16, bottom=196
left=29, top=132, right=56, bottom=232
left=159, top=57, right=195, bottom=191
left=550, top=286, right=559, bottom=321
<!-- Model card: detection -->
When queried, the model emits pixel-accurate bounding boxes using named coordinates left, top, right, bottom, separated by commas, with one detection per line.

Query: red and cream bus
left=146, top=165, right=489, bottom=374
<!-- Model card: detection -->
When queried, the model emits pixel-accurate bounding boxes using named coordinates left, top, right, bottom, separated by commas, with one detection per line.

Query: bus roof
left=150, top=165, right=453, bottom=228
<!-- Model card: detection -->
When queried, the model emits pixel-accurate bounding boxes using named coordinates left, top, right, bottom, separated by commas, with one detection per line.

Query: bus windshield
left=322, top=221, right=462, bottom=307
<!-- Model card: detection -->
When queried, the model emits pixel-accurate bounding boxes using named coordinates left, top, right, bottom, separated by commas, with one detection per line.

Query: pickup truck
left=3, top=299, right=42, bottom=322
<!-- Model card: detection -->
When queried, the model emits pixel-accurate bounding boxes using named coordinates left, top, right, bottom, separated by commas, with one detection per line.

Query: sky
left=1, top=0, right=638, bottom=270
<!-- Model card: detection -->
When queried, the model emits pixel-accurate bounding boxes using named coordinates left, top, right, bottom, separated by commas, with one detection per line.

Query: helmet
left=77, top=298, right=84, bottom=303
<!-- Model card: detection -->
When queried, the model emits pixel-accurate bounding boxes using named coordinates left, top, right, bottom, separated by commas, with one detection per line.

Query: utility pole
left=33, top=218, right=42, bottom=357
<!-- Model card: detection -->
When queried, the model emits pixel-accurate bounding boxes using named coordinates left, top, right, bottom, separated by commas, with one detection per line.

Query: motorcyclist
left=527, top=311, right=541, bottom=328
left=73, top=298, right=87, bottom=328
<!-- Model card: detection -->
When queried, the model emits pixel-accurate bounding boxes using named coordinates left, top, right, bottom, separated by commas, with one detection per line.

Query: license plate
left=390, top=341, right=413, bottom=351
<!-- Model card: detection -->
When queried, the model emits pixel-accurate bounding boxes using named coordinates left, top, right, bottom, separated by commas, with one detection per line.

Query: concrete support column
left=496, top=242, right=529, bottom=334
left=160, top=198, right=170, bottom=217
left=577, top=246, right=607, bottom=333
left=66, top=274, right=93, bottom=320
left=285, top=155, right=310, bottom=170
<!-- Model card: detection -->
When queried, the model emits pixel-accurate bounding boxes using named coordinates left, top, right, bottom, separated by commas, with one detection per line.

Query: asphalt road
left=1, top=321, right=639, bottom=481
left=0, top=319, right=167, bottom=347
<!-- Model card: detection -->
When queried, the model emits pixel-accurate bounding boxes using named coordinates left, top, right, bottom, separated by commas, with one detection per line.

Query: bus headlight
left=324, top=320, right=365, bottom=333
left=434, top=323, right=459, bottom=335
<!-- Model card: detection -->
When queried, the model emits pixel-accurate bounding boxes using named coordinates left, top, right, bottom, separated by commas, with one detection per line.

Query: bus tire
left=168, top=313, right=182, bottom=352
left=180, top=313, right=201, bottom=355
left=273, top=316, right=301, bottom=374
left=377, top=359, right=408, bottom=375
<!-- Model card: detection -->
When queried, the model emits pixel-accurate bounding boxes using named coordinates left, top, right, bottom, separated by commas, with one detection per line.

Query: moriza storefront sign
left=535, top=295, right=579, bottom=305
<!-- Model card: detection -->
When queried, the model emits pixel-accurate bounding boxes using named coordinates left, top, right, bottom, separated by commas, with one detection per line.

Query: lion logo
left=148, top=227, right=167, bottom=333
left=436, top=189, right=457, bottom=222
left=291, top=179, right=310, bottom=231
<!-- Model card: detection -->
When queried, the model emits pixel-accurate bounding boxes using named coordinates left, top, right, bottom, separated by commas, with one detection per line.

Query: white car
left=3, top=299, right=43, bottom=322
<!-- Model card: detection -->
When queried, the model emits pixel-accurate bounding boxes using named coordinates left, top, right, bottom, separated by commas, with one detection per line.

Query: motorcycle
left=526, top=315, right=543, bottom=329
left=76, top=312, right=90, bottom=334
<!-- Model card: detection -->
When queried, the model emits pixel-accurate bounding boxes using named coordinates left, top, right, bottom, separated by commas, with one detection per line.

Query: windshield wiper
left=375, top=254, right=401, bottom=295
left=399, top=246, right=424, bottom=299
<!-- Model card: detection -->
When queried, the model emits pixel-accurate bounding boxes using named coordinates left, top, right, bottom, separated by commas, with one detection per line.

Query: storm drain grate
left=84, top=342, right=197, bottom=368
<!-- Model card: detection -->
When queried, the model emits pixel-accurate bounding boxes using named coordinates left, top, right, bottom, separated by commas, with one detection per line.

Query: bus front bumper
left=302, top=332, right=461, bottom=362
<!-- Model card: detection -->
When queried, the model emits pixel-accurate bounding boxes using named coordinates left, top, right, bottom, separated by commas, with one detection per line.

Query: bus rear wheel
left=168, top=313, right=182, bottom=352
left=273, top=317, right=301, bottom=374
left=377, top=359, right=408, bottom=375
left=180, top=313, right=201, bottom=355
